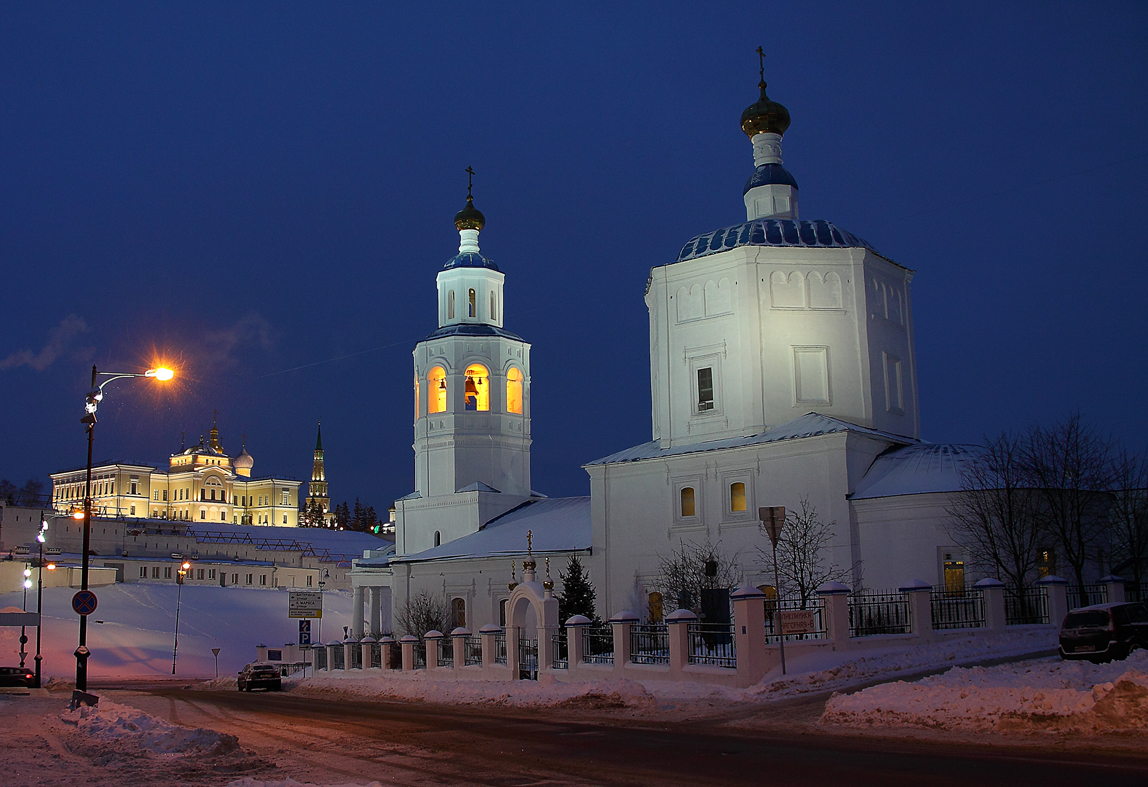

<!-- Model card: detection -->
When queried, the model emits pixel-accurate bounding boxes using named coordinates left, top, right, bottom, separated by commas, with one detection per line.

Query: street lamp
left=172, top=560, right=190, bottom=674
left=75, top=363, right=174, bottom=697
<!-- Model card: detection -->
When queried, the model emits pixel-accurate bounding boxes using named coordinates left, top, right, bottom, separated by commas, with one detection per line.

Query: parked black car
left=0, top=667, right=36, bottom=688
left=1058, top=602, right=1148, bottom=663
left=237, top=662, right=282, bottom=691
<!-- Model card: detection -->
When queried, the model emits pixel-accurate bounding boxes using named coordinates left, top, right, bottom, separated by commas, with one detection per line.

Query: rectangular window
left=164, top=566, right=172, bottom=579
left=232, top=573, right=238, bottom=585
left=163, top=490, right=168, bottom=501
left=697, top=367, right=714, bottom=412
left=152, top=567, right=159, bottom=578
left=153, top=491, right=159, bottom=501
left=209, top=569, right=216, bottom=580
left=197, top=569, right=205, bottom=580
left=139, top=567, right=147, bottom=578
left=260, top=574, right=267, bottom=586
left=794, top=346, right=830, bottom=405
left=282, top=490, right=289, bottom=506
left=730, top=482, right=746, bottom=512
left=130, top=505, right=136, bottom=515
left=883, top=352, right=904, bottom=414
left=200, top=509, right=206, bottom=520
left=306, top=575, right=313, bottom=587
left=283, top=514, right=287, bottom=524
left=246, top=573, right=253, bottom=585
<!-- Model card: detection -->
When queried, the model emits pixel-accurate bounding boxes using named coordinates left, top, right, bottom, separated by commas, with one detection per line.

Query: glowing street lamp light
left=75, top=363, right=175, bottom=701
left=172, top=560, right=191, bottom=674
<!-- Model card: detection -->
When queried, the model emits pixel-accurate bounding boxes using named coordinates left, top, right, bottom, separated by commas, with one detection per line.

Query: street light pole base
left=70, top=690, right=100, bottom=709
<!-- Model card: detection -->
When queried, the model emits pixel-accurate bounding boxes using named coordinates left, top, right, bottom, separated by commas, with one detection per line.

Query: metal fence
left=518, top=635, right=538, bottom=680
left=413, top=640, right=426, bottom=669
left=1005, top=586, right=1049, bottom=625
left=331, top=644, right=345, bottom=670
left=369, top=642, right=382, bottom=668
left=437, top=638, right=453, bottom=668
left=1127, top=582, right=1144, bottom=603
left=849, top=591, right=911, bottom=636
left=583, top=627, right=615, bottom=665
left=314, top=647, right=327, bottom=671
left=1066, top=584, right=1107, bottom=610
left=630, top=624, right=670, bottom=664
left=464, top=636, right=483, bottom=666
left=687, top=623, right=736, bottom=668
left=552, top=630, right=568, bottom=669
left=764, top=598, right=828, bottom=643
left=349, top=643, right=362, bottom=669
left=493, top=631, right=508, bottom=665
left=931, top=586, right=985, bottom=630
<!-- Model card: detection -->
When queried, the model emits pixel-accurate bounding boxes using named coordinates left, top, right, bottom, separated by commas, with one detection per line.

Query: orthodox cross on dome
left=465, top=166, right=475, bottom=200
left=756, top=45, right=766, bottom=87
left=526, top=529, right=533, bottom=556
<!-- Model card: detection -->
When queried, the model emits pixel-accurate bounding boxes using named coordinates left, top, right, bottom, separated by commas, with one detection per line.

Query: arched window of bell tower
left=490, top=291, right=497, bottom=322
left=434, top=531, right=441, bottom=547
left=506, top=367, right=524, bottom=414
left=414, top=375, right=420, bottom=421
left=428, top=366, right=447, bottom=413
left=447, top=291, right=455, bottom=320
left=468, top=288, right=476, bottom=318
left=464, top=364, right=490, bottom=411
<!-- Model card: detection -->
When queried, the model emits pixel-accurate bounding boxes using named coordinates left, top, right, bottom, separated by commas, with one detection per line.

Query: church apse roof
left=850, top=442, right=983, bottom=500
left=675, top=218, right=880, bottom=263
left=585, top=413, right=913, bottom=466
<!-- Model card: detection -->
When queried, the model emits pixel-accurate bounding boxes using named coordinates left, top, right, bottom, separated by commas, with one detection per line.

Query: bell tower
left=397, top=172, right=534, bottom=557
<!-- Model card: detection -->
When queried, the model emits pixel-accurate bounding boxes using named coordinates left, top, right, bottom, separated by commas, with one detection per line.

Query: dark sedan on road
left=237, top=662, right=282, bottom=692
left=0, top=667, right=36, bottom=687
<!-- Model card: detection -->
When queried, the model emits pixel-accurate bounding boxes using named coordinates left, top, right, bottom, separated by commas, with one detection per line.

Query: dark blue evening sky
left=2, top=2, right=1146, bottom=512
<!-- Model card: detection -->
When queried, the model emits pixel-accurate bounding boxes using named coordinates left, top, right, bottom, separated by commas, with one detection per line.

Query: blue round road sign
left=72, top=590, right=98, bottom=616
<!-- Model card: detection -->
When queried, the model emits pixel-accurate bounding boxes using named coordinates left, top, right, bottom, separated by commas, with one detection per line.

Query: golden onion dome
left=454, top=195, right=485, bottom=231
left=741, top=79, right=791, bottom=138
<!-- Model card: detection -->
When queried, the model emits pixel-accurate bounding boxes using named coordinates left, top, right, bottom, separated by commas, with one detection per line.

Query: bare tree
left=395, top=591, right=451, bottom=637
left=1025, top=413, right=1114, bottom=606
left=946, top=431, right=1044, bottom=602
left=655, top=539, right=740, bottom=621
left=756, top=497, right=853, bottom=607
left=1109, top=446, right=1148, bottom=588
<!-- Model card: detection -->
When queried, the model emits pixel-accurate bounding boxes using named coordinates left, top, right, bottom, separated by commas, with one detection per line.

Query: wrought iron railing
left=413, top=640, right=426, bottom=669
left=931, top=586, right=985, bottom=630
left=464, top=636, right=483, bottom=666
left=518, top=635, right=538, bottom=680
left=582, top=626, right=614, bottom=665
left=314, top=647, right=327, bottom=671
left=687, top=623, right=736, bottom=668
left=552, top=630, right=569, bottom=669
left=493, top=631, right=507, bottom=665
left=330, top=644, right=345, bottom=670
left=764, top=598, right=828, bottom=643
left=849, top=590, right=911, bottom=636
left=1066, top=583, right=1107, bottom=610
left=369, top=642, right=382, bottom=668
left=630, top=624, right=670, bottom=664
left=1127, top=582, right=1144, bottom=604
left=437, top=638, right=453, bottom=668
left=1005, top=586, right=1049, bottom=625
left=349, top=643, right=362, bottom=669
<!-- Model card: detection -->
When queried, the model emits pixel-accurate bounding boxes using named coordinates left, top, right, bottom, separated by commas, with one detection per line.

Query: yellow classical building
left=51, top=420, right=301, bottom=526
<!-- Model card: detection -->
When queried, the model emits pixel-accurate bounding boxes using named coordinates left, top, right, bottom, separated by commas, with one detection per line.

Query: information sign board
left=779, top=609, right=816, bottom=634
left=288, top=591, right=323, bottom=619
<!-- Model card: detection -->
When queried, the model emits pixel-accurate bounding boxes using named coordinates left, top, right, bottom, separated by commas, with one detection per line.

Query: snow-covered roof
left=584, top=413, right=912, bottom=466
left=850, top=442, right=982, bottom=500
left=392, top=496, right=591, bottom=564
left=172, top=521, right=389, bottom=555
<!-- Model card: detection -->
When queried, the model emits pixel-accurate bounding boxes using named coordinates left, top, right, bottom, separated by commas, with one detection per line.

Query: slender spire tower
left=305, top=421, right=331, bottom=521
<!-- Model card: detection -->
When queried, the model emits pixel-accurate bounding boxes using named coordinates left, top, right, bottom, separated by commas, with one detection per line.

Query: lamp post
left=20, top=564, right=32, bottom=669
left=76, top=363, right=174, bottom=695
left=33, top=515, right=52, bottom=688
left=172, top=560, right=190, bottom=674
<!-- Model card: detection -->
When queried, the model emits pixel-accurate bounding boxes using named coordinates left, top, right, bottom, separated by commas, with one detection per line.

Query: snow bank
left=822, top=649, right=1148, bottom=733
left=60, top=698, right=239, bottom=754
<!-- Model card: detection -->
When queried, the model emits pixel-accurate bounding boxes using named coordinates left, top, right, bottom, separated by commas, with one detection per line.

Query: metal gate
left=517, top=631, right=538, bottom=680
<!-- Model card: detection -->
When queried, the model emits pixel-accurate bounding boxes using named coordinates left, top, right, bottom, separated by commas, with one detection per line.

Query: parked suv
left=237, top=662, right=282, bottom=692
left=1058, top=602, right=1148, bottom=663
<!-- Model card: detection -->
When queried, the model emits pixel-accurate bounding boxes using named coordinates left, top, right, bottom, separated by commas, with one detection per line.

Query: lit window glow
left=428, top=367, right=447, bottom=414
left=464, top=364, right=489, bottom=411
left=506, top=367, right=524, bottom=414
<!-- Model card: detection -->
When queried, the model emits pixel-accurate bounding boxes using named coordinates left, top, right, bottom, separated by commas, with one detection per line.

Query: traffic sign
left=289, top=591, right=323, bottom=619
left=759, top=506, right=786, bottom=547
left=299, top=620, right=312, bottom=646
left=211, top=648, right=221, bottom=657
left=72, top=590, right=98, bottom=616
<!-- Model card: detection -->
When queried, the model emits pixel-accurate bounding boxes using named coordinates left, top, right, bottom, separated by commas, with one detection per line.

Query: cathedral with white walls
left=349, top=67, right=976, bottom=638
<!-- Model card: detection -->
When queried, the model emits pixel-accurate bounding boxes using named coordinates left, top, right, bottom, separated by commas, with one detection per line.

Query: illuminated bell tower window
left=506, top=367, right=524, bottom=414
left=464, top=364, right=489, bottom=411
left=414, top=375, right=420, bottom=420
left=428, top=366, right=447, bottom=413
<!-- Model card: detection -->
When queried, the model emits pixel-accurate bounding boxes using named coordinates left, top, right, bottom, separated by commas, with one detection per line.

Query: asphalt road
left=120, top=686, right=1148, bottom=787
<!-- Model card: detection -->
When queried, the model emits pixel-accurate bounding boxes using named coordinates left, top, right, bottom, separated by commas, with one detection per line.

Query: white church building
left=348, top=71, right=977, bottom=638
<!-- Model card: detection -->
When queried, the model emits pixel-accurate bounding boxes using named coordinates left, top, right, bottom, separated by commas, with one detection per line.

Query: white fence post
left=610, top=611, right=638, bottom=673
left=424, top=630, right=442, bottom=670
left=400, top=635, right=416, bottom=671
left=731, top=586, right=767, bottom=685
left=899, top=580, right=933, bottom=642
left=975, top=578, right=1007, bottom=631
left=451, top=627, right=470, bottom=670
left=380, top=636, right=395, bottom=670
left=666, top=608, right=696, bottom=675
left=1038, top=575, right=1069, bottom=627
left=565, top=615, right=590, bottom=667
left=479, top=624, right=500, bottom=669
left=1101, top=575, right=1126, bottom=604
left=816, top=581, right=851, bottom=649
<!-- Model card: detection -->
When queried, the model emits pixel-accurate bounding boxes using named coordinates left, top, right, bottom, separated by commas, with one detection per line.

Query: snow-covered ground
left=822, top=649, right=1148, bottom=733
left=0, top=583, right=351, bottom=679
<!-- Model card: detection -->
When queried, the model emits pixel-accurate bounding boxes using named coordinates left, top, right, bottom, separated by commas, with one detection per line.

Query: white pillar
left=352, top=587, right=366, bottom=638
left=900, top=580, right=934, bottom=642
left=368, top=587, right=382, bottom=637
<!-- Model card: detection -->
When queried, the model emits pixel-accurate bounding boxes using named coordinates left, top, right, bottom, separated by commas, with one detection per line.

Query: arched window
left=414, top=375, right=420, bottom=420
left=506, top=367, right=524, bottom=414
left=464, top=363, right=489, bottom=411
left=451, top=597, right=466, bottom=628
left=434, top=531, right=441, bottom=547
left=428, top=366, right=447, bottom=413
left=468, top=288, right=476, bottom=318
left=490, top=292, right=497, bottom=321
left=680, top=487, right=695, bottom=517
left=730, top=482, right=746, bottom=512
left=448, top=290, right=455, bottom=320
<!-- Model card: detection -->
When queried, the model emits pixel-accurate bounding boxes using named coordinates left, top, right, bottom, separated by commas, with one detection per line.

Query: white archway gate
left=505, top=557, right=558, bottom=680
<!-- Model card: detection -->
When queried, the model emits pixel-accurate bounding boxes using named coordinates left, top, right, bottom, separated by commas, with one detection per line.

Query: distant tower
left=305, top=422, right=332, bottom=523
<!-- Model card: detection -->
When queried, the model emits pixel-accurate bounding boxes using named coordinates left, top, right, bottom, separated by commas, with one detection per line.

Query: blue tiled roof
left=443, top=251, right=500, bottom=271
left=676, top=218, right=879, bottom=263
left=743, top=163, right=798, bottom=194
left=422, top=324, right=525, bottom=342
